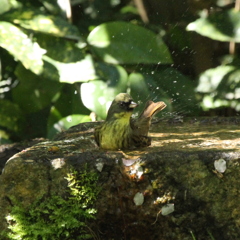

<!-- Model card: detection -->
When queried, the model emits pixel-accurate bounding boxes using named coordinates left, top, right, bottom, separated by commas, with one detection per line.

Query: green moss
left=5, top=164, right=100, bottom=240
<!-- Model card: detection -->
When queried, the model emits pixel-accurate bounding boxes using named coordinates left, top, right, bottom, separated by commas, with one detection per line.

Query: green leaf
left=152, top=68, right=198, bottom=114
left=47, top=84, right=91, bottom=133
left=196, top=65, right=235, bottom=93
left=129, top=72, right=171, bottom=114
left=81, top=64, right=128, bottom=119
left=47, top=114, right=91, bottom=139
left=12, top=64, right=62, bottom=113
left=0, top=99, right=24, bottom=132
left=187, top=9, right=240, bottom=42
left=0, top=0, right=11, bottom=15
left=35, top=33, right=85, bottom=62
left=129, top=67, right=198, bottom=115
left=0, top=129, right=11, bottom=144
left=87, top=21, right=172, bottom=64
left=0, top=21, right=45, bottom=74
left=39, top=0, right=65, bottom=16
left=197, top=65, right=240, bottom=110
left=31, top=33, right=93, bottom=83
left=53, top=83, right=90, bottom=116
left=43, top=55, right=97, bottom=83
left=2, top=8, right=81, bottom=40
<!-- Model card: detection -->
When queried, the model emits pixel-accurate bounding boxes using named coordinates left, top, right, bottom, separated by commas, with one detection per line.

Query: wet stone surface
left=0, top=117, right=240, bottom=239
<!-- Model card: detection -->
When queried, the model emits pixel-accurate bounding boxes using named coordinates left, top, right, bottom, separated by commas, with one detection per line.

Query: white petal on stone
left=51, top=158, right=66, bottom=170
left=133, top=192, right=144, bottom=206
left=96, top=162, right=104, bottom=172
left=161, top=203, right=174, bottom=216
left=122, top=158, right=137, bottom=166
left=214, top=159, right=227, bottom=173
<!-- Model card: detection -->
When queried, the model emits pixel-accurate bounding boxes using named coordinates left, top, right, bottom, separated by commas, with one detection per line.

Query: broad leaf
left=130, top=67, right=198, bottom=115
left=48, top=84, right=91, bottom=129
left=2, top=9, right=81, bottom=40
left=12, top=64, right=62, bottom=113
left=152, top=68, right=198, bottom=114
left=47, top=114, right=91, bottom=139
left=197, top=65, right=240, bottom=110
left=35, top=33, right=85, bottom=62
left=87, top=21, right=172, bottom=64
left=81, top=64, right=128, bottom=119
left=0, top=129, right=11, bottom=143
left=196, top=65, right=236, bottom=93
left=0, top=0, right=11, bottom=15
left=43, top=55, right=97, bottom=83
left=0, top=22, right=45, bottom=74
left=129, top=72, right=171, bottom=114
left=187, top=9, right=240, bottom=42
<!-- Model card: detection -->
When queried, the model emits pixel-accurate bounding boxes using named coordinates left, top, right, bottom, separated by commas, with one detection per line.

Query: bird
left=94, top=93, right=166, bottom=150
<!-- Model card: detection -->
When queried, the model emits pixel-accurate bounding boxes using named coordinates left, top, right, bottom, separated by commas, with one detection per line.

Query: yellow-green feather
left=95, top=112, right=133, bottom=150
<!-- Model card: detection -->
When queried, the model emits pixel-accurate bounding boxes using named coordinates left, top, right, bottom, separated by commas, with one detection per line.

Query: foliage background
left=0, top=0, right=239, bottom=143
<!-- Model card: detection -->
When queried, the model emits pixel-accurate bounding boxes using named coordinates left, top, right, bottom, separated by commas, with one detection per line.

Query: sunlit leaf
left=197, top=64, right=240, bottom=98
left=2, top=9, right=81, bottom=40
left=217, top=0, right=235, bottom=7
left=43, top=55, right=97, bottom=83
left=47, top=114, right=91, bottom=139
left=0, top=129, right=11, bottom=144
left=35, top=33, right=85, bottom=62
left=12, top=64, right=62, bottom=113
left=0, top=21, right=45, bottom=74
left=33, top=34, right=91, bottom=83
left=0, top=0, right=11, bottom=15
left=196, top=65, right=235, bottom=93
left=87, top=21, right=172, bottom=64
left=81, top=64, right=128, bottom=119
left=197, top=65, right=240, bottom=110
left=187, top=9, right=240, bottom=42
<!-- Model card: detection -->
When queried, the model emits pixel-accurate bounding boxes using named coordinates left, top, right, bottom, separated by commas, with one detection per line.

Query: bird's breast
left=99, top=118, right=132, bottom=150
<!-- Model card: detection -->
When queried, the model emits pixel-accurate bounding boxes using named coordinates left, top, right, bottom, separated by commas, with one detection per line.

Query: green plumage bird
left=94, top=93, right=166, bottom=150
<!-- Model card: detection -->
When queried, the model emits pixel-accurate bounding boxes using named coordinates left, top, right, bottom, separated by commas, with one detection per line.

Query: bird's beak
left=129, top=101, right=138, bottom=109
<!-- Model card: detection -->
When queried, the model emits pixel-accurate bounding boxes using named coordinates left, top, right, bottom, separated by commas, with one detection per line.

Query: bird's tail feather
left=132, top=101, right=166, bottom=136
left=140, top=101, right=166, bottom=119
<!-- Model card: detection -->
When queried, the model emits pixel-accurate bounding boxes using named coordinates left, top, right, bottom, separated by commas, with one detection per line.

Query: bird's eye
left=120, top=101, right=125, bottom=106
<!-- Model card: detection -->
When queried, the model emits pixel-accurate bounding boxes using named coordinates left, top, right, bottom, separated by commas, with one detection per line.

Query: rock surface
left=0, top=117, right=240, bottom=240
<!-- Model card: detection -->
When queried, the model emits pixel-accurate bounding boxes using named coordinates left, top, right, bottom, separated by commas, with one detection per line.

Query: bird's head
left=106, top=93, right=138, bottom=120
